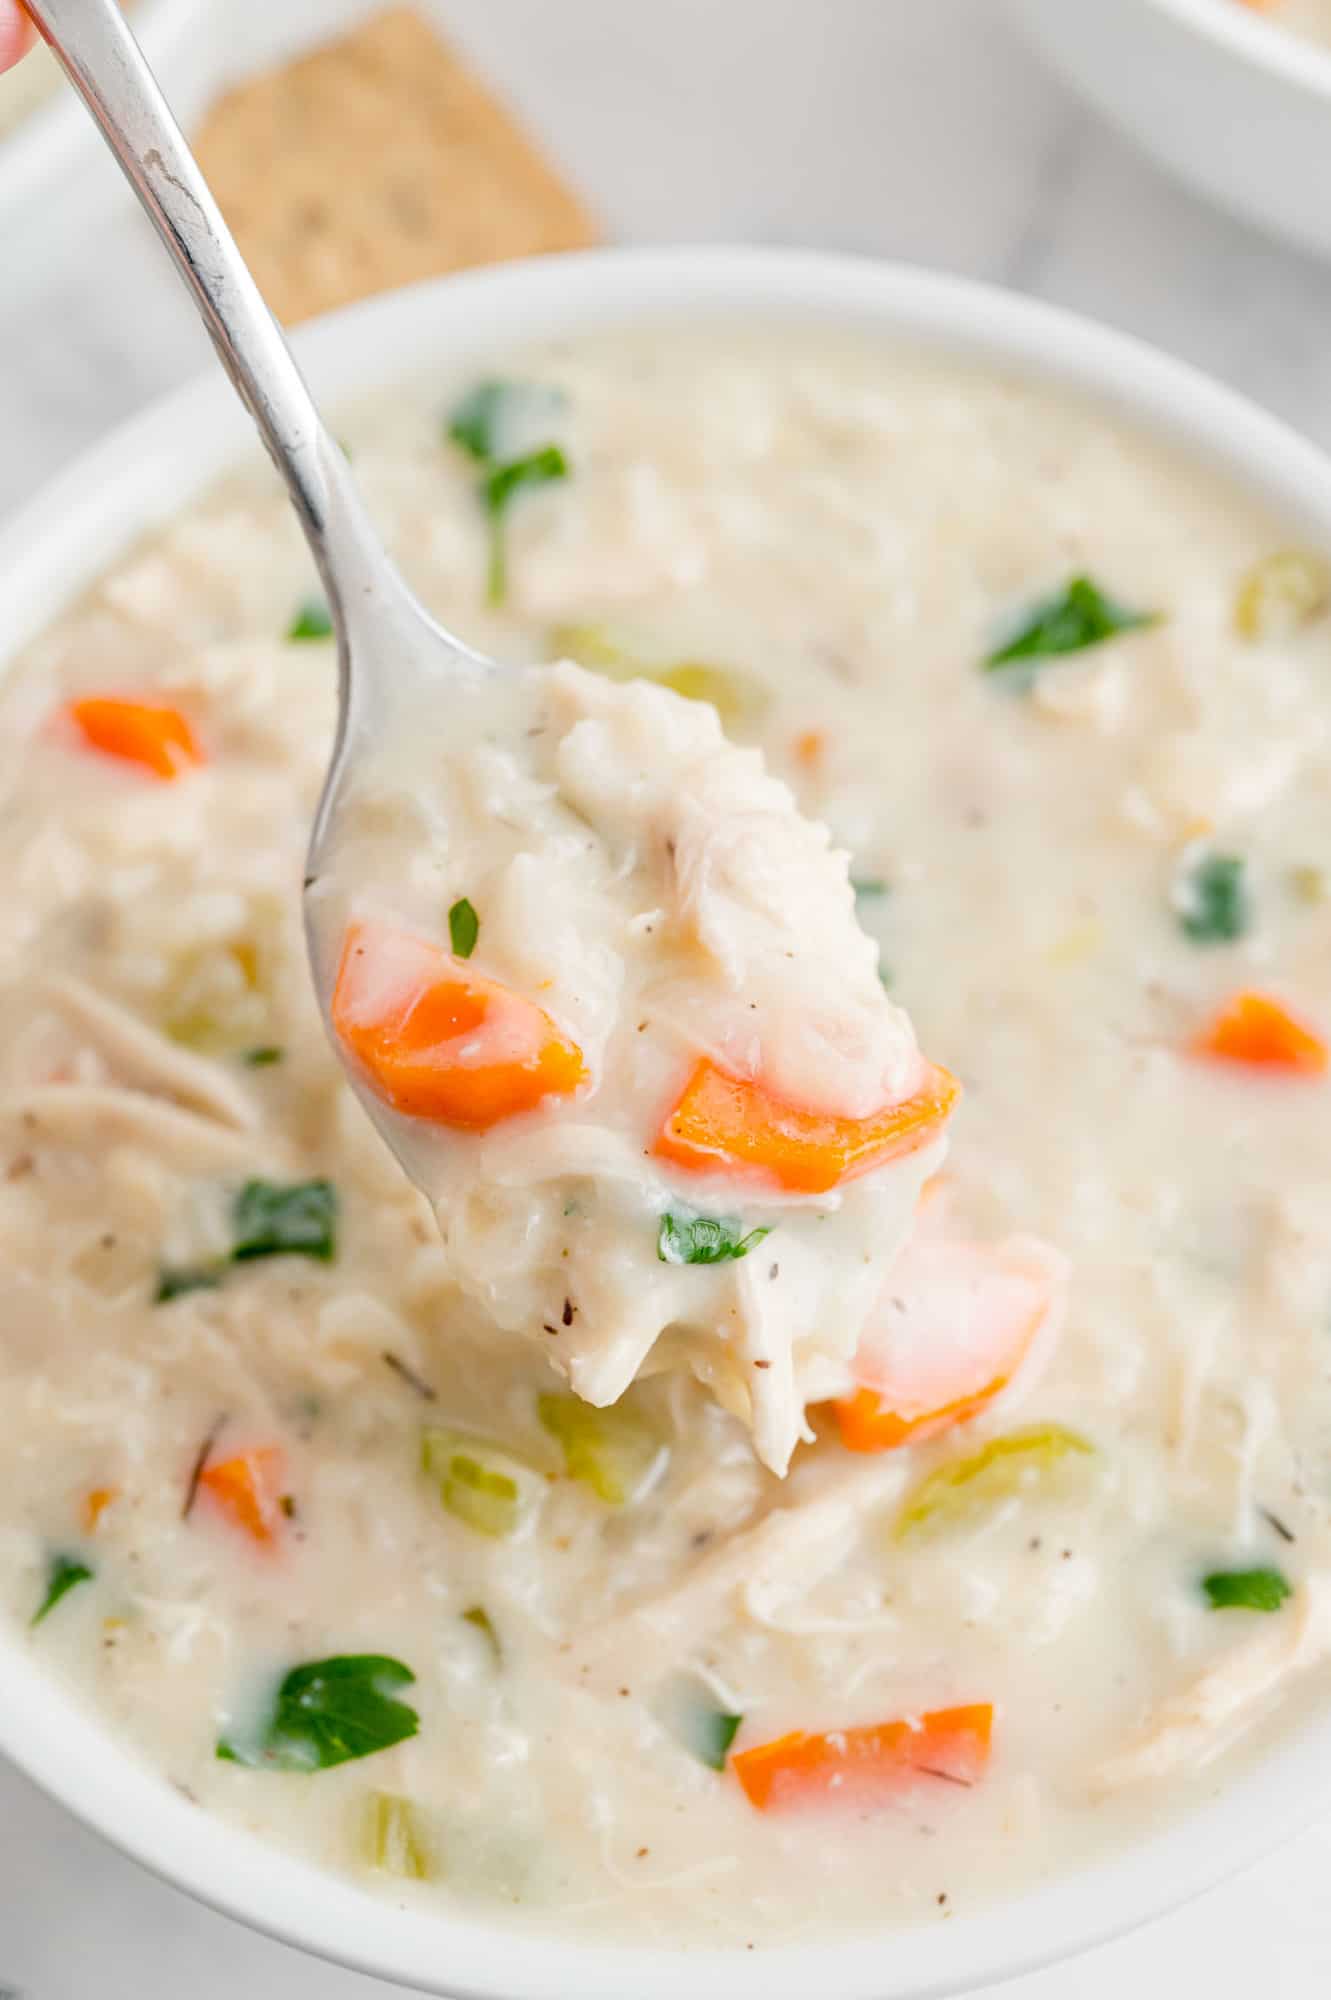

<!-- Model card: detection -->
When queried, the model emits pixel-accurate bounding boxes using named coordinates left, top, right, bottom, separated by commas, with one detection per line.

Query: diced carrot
left=198, top=1448, right=285, bottom=1546
left=732, top=1704, right=993, bottom=1812
left=653, top=1059, right=958, bottom=1196
left=794, top=729, right=826, bottom=768
left=65, top=697, right=204, bottom=779
left=1193, top=991, right=1328, bottom=1076
left=81, top=1486, right=119, bottom=1533
left=332, top=920, right=588, bottom=1130
left=833, top=1236, right=1058, bottom=1453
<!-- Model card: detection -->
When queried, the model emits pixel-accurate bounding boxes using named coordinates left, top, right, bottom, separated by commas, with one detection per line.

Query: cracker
left=193, top=6, right=600, bottom=325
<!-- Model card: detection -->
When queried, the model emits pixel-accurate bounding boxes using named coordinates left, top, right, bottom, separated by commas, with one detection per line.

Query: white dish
left=4, top=245, right=1331, bottom=1998
left=1009, top=0, right=1331, bottom=259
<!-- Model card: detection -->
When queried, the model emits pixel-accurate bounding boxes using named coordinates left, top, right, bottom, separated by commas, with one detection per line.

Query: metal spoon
left=23, top=0, right=491, bottom=1110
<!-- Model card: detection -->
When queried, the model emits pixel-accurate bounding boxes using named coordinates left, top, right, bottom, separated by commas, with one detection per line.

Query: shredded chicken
left=0, top=1087, right=264, bottom=1171
left=1094, top=1576, right=1331, bottom=1790
left=42, top=976, right=258, bottom=1132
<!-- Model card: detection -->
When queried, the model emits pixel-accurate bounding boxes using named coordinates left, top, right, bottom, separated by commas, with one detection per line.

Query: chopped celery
left=1290, top=863, right=1330, bottom=906
left=895, top=1424, right=1094, bottom=1541
left=551, top=624, right=768, bottom=730
left=651, top=662, right=767, bottom=729
left=657, top=1674, right=743, bottom=1771
left=359, top=1791, right=439, bottom=1881
left=1235, top=550, right=1331, bottom=642
left=537, top=1391, right=665, bottom=1505
left=161, top=901, right=282, bottom=1053
left=422, top=1429, right=531, bottom=1539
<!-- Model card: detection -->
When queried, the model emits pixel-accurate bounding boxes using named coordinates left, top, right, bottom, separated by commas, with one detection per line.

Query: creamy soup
left=3, top=328, right=1331, bottom=1949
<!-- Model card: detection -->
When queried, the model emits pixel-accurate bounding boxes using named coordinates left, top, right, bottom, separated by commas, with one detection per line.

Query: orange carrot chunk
left=81, top=1486, right=119, bottom=1533
left=332, top=920, right=588, bottom=1131
left=198, top=1448, right=286, bottom=1546
left=1193, top=991, right=1328, bottom=1075
left=66, top=697, right=204, bottom=779
left=653, top=1059, right=958, bottom=1196
left=833, top=1237, right=1057, bottom=1454
left=732, top=1704, right=993, bottom=1812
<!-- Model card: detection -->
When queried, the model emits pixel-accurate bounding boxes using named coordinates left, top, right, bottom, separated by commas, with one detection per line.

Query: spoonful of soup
left=29, top=0, right=959, bottom=1470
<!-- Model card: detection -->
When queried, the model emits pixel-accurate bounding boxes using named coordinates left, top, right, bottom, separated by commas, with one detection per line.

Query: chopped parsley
left=32, top=1553, right=93, bottom=1627
left=446, top=380, right=570, bottom=606
left=286, top=598, right=334, bottom=642
left=155, top=1265, right=224, bottom=1304
left=657, top=1210, right=773, bottom=1266
left=241, top=1045, right=284, bottom=1068
left=851, top=877, right=889, bottom=899
left=231, top=1178, right=338, bottom=1264
left=1175, top=851, right=1250, bottom=944
left=657, top=1674, right=743, bottom=1771
left=985, top=575, right=1157, bottom=674
left=218, top=1654, right=419, bottom=1771
left=448, top=896, right=480, bottom=960
left=1202, top=1566, right=1291, bottom=1613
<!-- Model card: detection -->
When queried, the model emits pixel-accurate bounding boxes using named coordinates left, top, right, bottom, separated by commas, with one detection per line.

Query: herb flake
left=1175, top=851, right=1250, bottom=944
left=446, top=381, right=570, bottom=606
left=658, top=1210, right=772, bottom=1266
left=1202, top=1566, right=1291, bottom=1613
left=241, top=1046, right=284, bottom=1068
left=287, top=598, right=334, bottom=643
left=985, top=575, right=1157, bottom=673
left=231, top=1179, right=338, bottom=1264
left=32, top=1552, right=93, bottom=1627
left=448, top=897, right=479, bottom=960
left=217, top=1654, right=419, bottom=1771
left=155, top=1265, right=224, bottom=1304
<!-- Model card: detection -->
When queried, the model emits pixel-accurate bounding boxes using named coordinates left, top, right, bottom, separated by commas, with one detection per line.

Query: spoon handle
left=23, top=0, right=390, bottom=627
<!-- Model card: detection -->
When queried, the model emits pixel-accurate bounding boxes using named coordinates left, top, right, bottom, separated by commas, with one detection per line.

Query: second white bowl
left=1010, top=0, right=1331, bottom=259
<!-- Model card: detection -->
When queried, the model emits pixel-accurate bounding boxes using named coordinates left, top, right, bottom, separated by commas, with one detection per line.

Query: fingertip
left=0, top=6, right=35, bottom=71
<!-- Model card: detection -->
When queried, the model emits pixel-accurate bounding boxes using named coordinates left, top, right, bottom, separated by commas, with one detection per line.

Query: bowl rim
left=1143, top=0, right=1331, bottom=98
left=5, top=244, right=1331, bottom=1999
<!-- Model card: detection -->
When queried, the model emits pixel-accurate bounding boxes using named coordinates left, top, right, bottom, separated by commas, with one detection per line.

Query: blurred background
left=4, top=0, right=1331, bottom=1993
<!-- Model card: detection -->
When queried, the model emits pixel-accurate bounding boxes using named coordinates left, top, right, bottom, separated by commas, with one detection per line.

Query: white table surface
left=5, top=1, right=1331, bottom=1992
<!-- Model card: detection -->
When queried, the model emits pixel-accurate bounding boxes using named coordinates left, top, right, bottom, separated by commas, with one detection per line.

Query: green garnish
left=422, top=1430, right=531, bottom=1540
left=155, top=1265, right=224, bottom=1304
left=537, top=1392, right=665, bottom=1506
left=482, top=448, right=568, bottom=604
left=448, top=381, right=520, bottom=462
left=287, top=598, right=334, bottom=642
left=218, top=1654, right=418, bottom=1771
left=461, top=1605, right=501, bottom=1661
left=447, top=381, right=570, bottom=606
left=657, top=1676, right=743, bottom=1771
left=985, top=575, right=1157, bottom=673
left=851, top=877, right=889, bottom=899
left=231, top=1179, right=338, bottom=1264
left=1202, top=1566, right=1291, bottom=1613
left=358, top=1791, right=438, bottom=1880
left=241, top=1046, right=284, bottom=1068
left=657, top=1210, right=772, bottom=1266
left=1175, top=851, right=1250, bottom=944
left=31, top=1553, right=93, bottom=1627
left=448, top=897, right=480, bottom=960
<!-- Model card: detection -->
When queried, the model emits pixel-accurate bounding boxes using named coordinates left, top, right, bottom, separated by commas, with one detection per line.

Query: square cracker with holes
left=193, top=6, right=600, bottom=325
